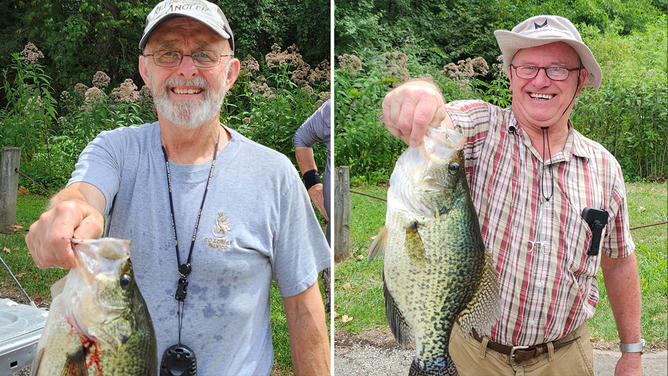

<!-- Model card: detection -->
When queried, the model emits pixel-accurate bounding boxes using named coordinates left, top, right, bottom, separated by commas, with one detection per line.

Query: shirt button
left=536, top=281, right=544, bottom=288
left=529, top=319, right=538, bottom=326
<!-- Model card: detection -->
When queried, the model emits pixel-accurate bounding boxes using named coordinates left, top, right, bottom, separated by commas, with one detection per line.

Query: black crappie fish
left=31, top=238, right=157, bottom=376
left=368, top=128, right=500, bottom=376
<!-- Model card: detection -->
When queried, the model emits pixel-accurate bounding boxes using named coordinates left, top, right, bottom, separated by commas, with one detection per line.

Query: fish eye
left=448, top=162, right=459, bottom=175
left=120, top=274, right=132, bottom=289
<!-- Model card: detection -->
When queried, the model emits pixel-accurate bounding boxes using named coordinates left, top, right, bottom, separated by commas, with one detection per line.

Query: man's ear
left=225, top=58, right=241, bottom=91
left=576, top=67, right=589, bottom=96
left=139, top=55, right=151, bottom=89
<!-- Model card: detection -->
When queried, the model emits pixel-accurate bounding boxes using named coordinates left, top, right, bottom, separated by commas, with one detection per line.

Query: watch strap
left=619, top=338, right=645, bottom=353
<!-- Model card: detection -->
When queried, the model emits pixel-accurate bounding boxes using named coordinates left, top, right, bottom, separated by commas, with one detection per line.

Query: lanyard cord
left=161, top=127, right=220, bottom=345
left=540, top=127, right=554, bottom=202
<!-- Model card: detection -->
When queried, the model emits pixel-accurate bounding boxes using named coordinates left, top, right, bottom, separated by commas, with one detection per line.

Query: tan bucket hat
left=494, top=15, right=602, bottom=89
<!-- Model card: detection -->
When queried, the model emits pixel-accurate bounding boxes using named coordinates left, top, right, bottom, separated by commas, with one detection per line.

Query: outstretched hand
left=25, top=183, right=105, bottom=269
left=382, top=80, right=450, bottom=147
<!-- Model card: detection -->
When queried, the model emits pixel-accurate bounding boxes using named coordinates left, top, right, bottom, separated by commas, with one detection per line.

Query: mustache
left=160, top=76, right=210, bottom=94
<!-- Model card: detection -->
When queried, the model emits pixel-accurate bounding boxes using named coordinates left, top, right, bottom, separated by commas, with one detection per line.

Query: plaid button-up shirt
left=447, top=100, right=635, bottom=346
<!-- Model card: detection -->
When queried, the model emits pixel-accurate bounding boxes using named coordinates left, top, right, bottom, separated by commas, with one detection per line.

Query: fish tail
left=408, top=357, right=458, bottom=376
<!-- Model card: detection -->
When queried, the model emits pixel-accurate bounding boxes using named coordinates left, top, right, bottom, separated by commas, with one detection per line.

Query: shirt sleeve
left=602, top=163, right=636, bottom=258
left=445, top=99, right=496, bottom=169
left=271, top=161, right=331, bottom=297
left=67, top=129, right=124, bottom=217
left=294, top=99, right=331, bottom=148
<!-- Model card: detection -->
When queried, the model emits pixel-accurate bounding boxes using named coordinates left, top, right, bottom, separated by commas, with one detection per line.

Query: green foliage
left=587, top=183, right=668, bottom=344
left=334, top=50, right=405, bottom=184
left=0, top=50, right=58, bottom=161
left=0, top=194, right=68, bottom=300
left=334, top=48, right=504, bottom=182
left=335, top=11, right=667, bottom=182
left=572, top=15, right=667, bottom=181
left=333, top=186, right=387, bottom=332
left=336, top=0, right=665, bottom=70
left=1, top=41, right=327, bottom=194
left=1, top=0, right=329, bottom=106
left=225, top=45, right=330, bottom=169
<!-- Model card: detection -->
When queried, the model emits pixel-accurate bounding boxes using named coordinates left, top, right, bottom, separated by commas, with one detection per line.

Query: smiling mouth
left=529, top=93, right=555, bottom=100
left=172, top=87, right=203, bottom=95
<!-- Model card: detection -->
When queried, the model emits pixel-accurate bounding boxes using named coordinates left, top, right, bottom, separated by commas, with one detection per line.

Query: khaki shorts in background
left=449, top=321, right=595, bottom=376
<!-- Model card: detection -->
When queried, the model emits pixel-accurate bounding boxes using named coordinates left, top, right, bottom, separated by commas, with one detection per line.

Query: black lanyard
left=161, top=127, right=219, bottom=345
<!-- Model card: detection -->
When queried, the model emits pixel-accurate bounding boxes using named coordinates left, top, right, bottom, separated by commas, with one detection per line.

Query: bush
left=225, top=44, right=330, bottom=168
left=334, top=48, right=505, bottom=184
left=1, top=42, right=328, bottom=193
left=335, top=13, right=667, bottom=184
left=572, top=15, right=667, bottom=181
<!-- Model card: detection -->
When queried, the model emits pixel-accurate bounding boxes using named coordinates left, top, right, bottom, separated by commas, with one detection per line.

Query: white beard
left=148, top=61, right=231, bottom=129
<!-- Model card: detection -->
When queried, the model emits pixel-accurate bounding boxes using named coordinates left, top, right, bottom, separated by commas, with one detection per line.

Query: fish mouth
left=529, top=92, right=555, bottom=101
left=171, top=87, right=204, bottom=95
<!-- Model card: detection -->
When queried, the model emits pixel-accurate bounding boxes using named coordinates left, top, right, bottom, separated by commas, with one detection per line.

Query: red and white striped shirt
left=447, top=100, right=635, bottom=346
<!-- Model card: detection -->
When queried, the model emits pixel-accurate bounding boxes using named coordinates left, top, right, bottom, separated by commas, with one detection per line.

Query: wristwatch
left=619, top=338, right=645, bottom=353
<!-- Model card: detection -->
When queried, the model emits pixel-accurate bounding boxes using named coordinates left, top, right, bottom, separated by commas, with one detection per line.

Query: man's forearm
left=295, top=147, right=318, bottom=175
left=48, top=185, right=87, bottom=209
left=48, top=182, right=106, bottom=215
left=284, top=282, right=330, bottom=375
left=600, top=253, right=642, bottom=344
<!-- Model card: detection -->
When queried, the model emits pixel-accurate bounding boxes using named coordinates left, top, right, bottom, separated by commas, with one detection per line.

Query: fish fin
left=405, top=221, right=427, bottom=265
left=368, top=227, right=388, bottom=261
left=457, top=250, right=500, bottom=338
left=61, top=346, right=88, bottom=376
left=409, top=356, right=458, bottom=376
left=383, top=274, right=413, bottom=348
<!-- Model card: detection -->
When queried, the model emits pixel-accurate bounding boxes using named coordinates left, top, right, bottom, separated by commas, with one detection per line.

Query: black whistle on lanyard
left=581, top=207, right=608, bottom=256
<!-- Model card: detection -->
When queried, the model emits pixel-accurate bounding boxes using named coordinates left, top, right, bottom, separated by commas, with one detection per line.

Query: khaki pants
left=449, top=321, right=594, bottom=376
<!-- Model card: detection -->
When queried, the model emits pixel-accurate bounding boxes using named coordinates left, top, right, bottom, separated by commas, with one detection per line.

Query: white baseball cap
left=139, top=0, right=234, bottom=52
left=494, top=15, right=602, bottom=89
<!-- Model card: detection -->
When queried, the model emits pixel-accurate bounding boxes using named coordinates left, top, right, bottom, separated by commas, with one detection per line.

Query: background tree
left=0, top=0, right=330, bottom=110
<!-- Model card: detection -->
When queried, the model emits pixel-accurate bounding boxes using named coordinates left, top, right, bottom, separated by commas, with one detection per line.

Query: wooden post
left=334, top=166, right=351, bottom=262
left=0, top=147, right=20, bottom=234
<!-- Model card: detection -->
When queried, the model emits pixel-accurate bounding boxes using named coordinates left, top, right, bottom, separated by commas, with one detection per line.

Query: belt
left=471, top=329, right=580, bottom=363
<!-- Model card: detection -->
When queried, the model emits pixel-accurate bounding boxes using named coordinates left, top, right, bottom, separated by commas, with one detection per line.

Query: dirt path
left=335, top=329, right=667, bottom=375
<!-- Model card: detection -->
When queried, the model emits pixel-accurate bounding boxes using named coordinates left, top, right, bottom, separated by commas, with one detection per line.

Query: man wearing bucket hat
left=382, top=15, right=641, bottom=376
left=25, top=0, right=331, bottom=375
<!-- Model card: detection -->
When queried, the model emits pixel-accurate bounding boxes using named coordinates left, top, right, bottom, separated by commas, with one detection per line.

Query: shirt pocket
left=563, top=204, right=603, bottom=280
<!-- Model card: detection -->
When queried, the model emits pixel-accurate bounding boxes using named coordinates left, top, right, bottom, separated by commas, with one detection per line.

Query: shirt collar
left=507, top=115, right=590, bottom=163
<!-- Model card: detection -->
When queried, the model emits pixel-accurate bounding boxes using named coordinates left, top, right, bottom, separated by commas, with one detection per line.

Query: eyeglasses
left=510, top=65, right=582, bottom=81
left=144, top=50, right=234, bottom=68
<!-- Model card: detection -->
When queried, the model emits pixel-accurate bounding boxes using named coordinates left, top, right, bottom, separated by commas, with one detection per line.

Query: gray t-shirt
left=68, top=122, right=330, bottom=375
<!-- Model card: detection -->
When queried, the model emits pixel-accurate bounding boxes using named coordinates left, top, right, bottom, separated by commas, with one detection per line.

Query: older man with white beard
left=25, top=1, right=331, bottom=375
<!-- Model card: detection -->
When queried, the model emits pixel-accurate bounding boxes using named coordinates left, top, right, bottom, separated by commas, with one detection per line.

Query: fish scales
left=369, top=128, right=500, bottom=376
left=31, top=238, right=157, bottom=376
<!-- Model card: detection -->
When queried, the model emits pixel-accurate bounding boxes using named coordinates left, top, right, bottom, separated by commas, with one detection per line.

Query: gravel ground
left=334, top=329, right=667, bottom=376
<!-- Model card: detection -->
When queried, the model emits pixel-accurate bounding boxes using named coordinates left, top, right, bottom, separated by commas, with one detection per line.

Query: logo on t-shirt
left=204, top=212, right=233, bottom=250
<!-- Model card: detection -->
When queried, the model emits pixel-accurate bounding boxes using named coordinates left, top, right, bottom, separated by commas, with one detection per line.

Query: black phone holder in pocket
left=581, top=207, right=608, bottom=256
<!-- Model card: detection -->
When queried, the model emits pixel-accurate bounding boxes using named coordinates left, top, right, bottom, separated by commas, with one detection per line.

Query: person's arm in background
left=294, top=100, right=330, bottom=221
left=25, top=182, right=105, bottom=269
left=295, top=146, right=327, bottom=220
